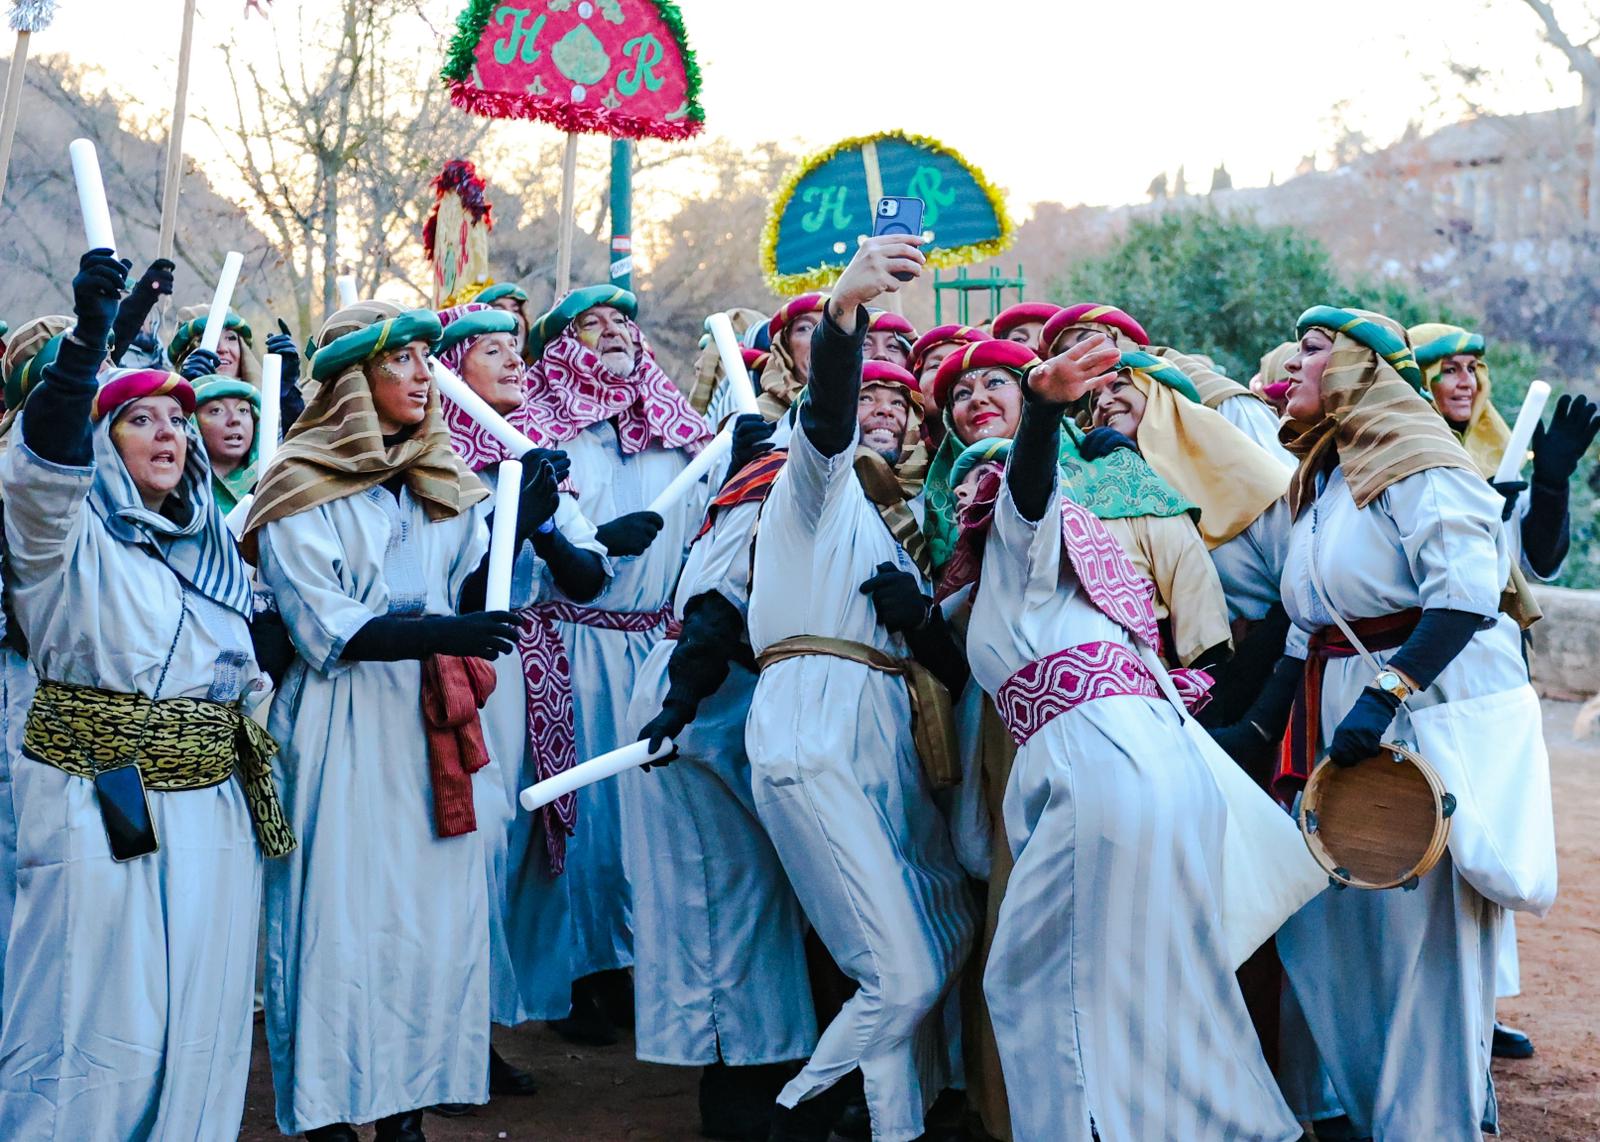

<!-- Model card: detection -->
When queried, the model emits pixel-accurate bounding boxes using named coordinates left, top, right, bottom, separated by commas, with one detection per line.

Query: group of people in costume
left=0, top=226, right=1591, bottom=1142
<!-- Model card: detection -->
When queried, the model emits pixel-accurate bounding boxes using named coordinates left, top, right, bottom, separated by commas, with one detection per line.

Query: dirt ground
left=240, top=700, right=1600, bottom=1141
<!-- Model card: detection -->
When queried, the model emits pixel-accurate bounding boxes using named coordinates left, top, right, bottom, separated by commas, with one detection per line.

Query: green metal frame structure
left=933, top=265, right=1027, bottom=325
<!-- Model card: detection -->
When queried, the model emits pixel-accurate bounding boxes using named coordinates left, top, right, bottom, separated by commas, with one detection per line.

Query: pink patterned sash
left=535, top=601, right=672, bottom=633
left=995, top=641, right=1216, bottom=746
left=994, top=641, right=1162, bottom=747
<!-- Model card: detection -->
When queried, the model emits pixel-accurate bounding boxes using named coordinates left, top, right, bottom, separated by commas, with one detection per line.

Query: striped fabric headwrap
left=244, top=301, right=487, bottom=544
left=91, top=370, right=254, bottom=618
left=1408, top=322, right=1510, bottom=478
left=1284, top=307, right=1471, bottom=518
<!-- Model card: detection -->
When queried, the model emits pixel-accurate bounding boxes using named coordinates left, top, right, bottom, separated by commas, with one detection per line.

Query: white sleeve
left=0, top=438, right=93, bottom=595
left=1380, top=467, right=1508, bottom=617
left=766, top=418, right=859, bottom=536
left=990, top=469, right=1064, bottom=608
left=259, top=508, right=385, bottom=676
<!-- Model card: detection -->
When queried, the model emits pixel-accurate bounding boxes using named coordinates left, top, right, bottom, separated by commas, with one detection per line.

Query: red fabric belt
left=1271, top=608, right=1421, bottom=808
left=995, top=642, right=1163, bottom=747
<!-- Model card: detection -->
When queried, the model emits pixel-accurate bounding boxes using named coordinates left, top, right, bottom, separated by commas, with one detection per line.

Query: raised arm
left=804, top=235, right=926, bottom=458
left=1008, top=333, right=1121, bottom=521
left=22, top=250, right=126, bottom=466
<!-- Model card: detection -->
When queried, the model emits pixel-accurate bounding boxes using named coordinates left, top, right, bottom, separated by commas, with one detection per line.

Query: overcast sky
left=40, top=0, right=1586, bottom=210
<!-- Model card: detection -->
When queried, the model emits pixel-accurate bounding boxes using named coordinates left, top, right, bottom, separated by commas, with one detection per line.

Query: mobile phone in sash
left=95, top=763, right=159, bottom=861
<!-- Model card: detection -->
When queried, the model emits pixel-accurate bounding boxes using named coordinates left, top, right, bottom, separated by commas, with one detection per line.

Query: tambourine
left=1298, top=740, right=1455, bottom=891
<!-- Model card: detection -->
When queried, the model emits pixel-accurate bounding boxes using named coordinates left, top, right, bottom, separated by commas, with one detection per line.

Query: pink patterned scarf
left=438, top=307, right=580, bottom=874
left=524, top=323, right=712, bottom=454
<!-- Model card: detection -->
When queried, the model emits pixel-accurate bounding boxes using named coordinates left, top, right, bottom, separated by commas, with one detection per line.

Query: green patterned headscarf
left=922, top=410, right=1196, bottom=569
left=192, top=376, right=261, bottom=515
left=1297, top=305, right=1424, bottom=390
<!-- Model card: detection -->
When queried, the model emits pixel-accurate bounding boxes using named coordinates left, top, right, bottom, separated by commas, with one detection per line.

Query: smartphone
left=872, top=197, right=926, bottom=281
left=95, top=764, right=159, bottom=862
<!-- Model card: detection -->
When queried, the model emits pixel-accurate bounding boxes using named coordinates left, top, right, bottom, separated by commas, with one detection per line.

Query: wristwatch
left=1373, top=669, right=1413, bottom=703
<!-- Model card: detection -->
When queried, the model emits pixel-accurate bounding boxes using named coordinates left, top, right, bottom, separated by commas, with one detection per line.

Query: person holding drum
left=1242, top=307, right=1558, bottom=1141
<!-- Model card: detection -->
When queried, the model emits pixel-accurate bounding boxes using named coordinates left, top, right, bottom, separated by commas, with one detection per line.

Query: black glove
left=341, top=611, right=520, bottom=662
left=1489, top=480, right=1526, bottom=522
left=110, top=258, right=174, bottom=364
left=859, top=561, right=933, bottom=633
left=266, top=319, right=302, bottom=388
left=596, top=511, right=664, bottom=558
left=178, top=346, right=223, bottom=382
left=70, top=248, right=129, bottom=349
left=517, top=459, right=559, bottom=539
left=637, top=702, right=690, bottom=761
left=1531, top=393, right=1600, bottom=488
left=1327, top=687, right=1400, bottom=767
left=518, top=446, right=571, bottom=487
left=250, top=607, right=297, bottom=688
left=1078, top=426, right=1139, bottom=461
left=724, top=413, right=776, bottom=483
left=635, top=592, right=746, bottom=759
left=1205, top=654, right=1304, bottom=787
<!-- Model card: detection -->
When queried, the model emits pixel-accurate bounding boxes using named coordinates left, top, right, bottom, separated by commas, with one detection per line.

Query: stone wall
left=1531, top=587, right=1600, bottom=700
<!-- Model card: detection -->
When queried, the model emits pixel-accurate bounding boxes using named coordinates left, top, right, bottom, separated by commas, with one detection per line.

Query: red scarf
left=525, top=324, right=712, bottom=455
left=421, top=654, right=498, bottom=838
left=693, top=448, right=788, bottom=541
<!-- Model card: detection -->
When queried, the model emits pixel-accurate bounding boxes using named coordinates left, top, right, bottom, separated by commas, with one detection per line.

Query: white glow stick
left=430, top=359, right=538, bottom=456
left=68, top=138, right=115, bottom=252
left=519, top=738, right=674, bottom=813
left=198, top=251, right=244, bottom=353
left=224, top=493, right=253, bottom=540
left=1492, top=380, right=1552, bottom=484
left=485, top=459, right=522, bottom=612
left=257, top=353, right=282, bottom=474
left=707, top=312, right=760, bottom=417
left=336, top=275, right=357, bottom=308
left=646, top=427, right=732, bottom=517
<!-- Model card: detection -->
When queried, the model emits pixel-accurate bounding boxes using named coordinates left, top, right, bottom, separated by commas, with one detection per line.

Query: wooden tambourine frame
left=1299, top=741, right=1455, bottom=891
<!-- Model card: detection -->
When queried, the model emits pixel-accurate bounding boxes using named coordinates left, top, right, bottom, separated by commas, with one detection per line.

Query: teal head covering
left=1297, top=305, right=1424, bottom=390
left=528, top=285, right=639, bottom=360
left=309, top=306, right=444, bottom=382
left=1118, top=350, right=1203, bottom=403
left=435, top=306, right=518, bottom=357
left=473, top=282, right=528, bottom=306
left=950, top=438, right=1012, bottom=489
left=168, top=309, right=254, bottom=365
left=192, top=376, right=262, bottom=514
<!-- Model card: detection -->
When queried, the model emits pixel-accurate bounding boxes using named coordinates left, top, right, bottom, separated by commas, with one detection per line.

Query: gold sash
left=755, top=635, right=959, bottom=789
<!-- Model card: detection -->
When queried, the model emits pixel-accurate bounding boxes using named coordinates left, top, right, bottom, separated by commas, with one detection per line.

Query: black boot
left=549, top=974, right=620, bottom=1046
left=767, top=1079, right=850, bottom=1142
left=303, top=1126, right=359, bottom=1142
left=829, top=1069, right=869, bottom=1141
left=1492, top=1021, right=1535, bottom=1059
left=375, top=1108, right=427, bottom=1142
left=490, top=1044, right=539, bottom=1096
left=700, top=1061, right=796, bottom=1141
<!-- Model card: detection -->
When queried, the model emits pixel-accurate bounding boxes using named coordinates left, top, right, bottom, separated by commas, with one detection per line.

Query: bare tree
left=1517, top=0, right=1600, bottom=225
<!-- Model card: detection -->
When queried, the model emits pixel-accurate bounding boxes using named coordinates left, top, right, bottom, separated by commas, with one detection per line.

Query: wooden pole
left=157, top=0, right=198, bottom=260
left=0, top=31, right=31, bottom=208
left=553, top=130, right=578, bottom=297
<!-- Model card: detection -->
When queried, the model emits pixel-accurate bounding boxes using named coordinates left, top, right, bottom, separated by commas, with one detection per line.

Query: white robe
left=0, top=441, right=263, bottom=1141
left=475, top=488, right=610, bottom=1026
left=746, top=420, right=974, bottom=1142
left=624, top=496, right=817, bottom=1066
left=552, top=422, right=713, bottom=982
left=965, top=475, right=1300, bottom=1142
left=259, top=486, right=504, bottom=1132
left=0, top=644, right=34, bottom=1015
left=1216, top=392, right=1295, bottom=465
left=1210, top=498, right=1292, bottom=625
left=1277, top=464, right=1556, bottom=1141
